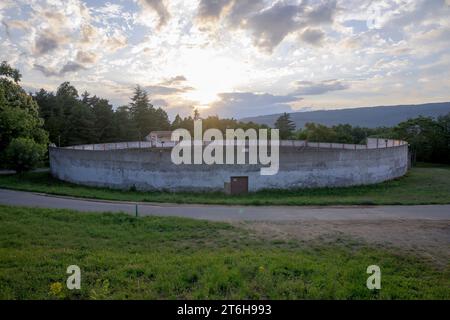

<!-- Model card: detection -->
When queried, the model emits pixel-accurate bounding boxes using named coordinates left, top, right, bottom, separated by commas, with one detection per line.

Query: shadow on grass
left=0, top=164, right=449, bottom=206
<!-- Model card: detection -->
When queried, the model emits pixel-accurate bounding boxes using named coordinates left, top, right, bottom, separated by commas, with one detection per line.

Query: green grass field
left=0, top=205, right=448, bottom=299
left=0, top=164, right=450, bottom=205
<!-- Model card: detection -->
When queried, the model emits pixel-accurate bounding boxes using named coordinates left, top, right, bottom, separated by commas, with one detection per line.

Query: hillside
left=241, top=102, right=450, bottom=128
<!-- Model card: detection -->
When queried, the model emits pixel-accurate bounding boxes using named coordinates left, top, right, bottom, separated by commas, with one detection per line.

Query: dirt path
left=239, top=219, right=450, bottom=268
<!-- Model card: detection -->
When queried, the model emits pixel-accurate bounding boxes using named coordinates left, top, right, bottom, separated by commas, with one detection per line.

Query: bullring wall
left=49, top=139, right=409, bottom=191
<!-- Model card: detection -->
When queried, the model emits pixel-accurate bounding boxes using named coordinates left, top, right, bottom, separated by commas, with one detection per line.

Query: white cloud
left=136, top=0, right=171, bottom=29
left=1, top=0, right=449, bottom=118
left=208, top=91, right=299, bottom=118
left=292, top=79, right=349, bottom=95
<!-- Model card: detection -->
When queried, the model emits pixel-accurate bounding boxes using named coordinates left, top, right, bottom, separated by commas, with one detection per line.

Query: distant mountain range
left=240, top=102, right=450, bottom=128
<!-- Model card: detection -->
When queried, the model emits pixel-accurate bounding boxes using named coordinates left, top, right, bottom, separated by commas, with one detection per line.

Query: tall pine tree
left=274, top=112, right=296, bottom=139
left=129, top=85, right=154, bottom=139
left=129, top=85, right=170, bottom=139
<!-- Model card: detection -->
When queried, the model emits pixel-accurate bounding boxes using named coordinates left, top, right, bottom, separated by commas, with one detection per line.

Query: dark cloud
left=161, top=75, right=187, bottom=86
left=292, top=80, right=349, bottom=95
left=145, top=75, right=192, bottom=96
left=145, top=85, right=185, bottom=95
left=33, top=64, right=59, bottom=77
left=42, top=11, right=66, bottom=25
left=34, top=33, right=60, bottom=55
left=209, top=91, right=299, bottom=118
left=195, top=0, right=338, bottom=52
left=197, top=0, right=233, bottom=21
left=196, top=0, right=265, bottom=27
left=227, top=0, right=266, bottom=26
left=34, top=61, right=86, bottom=77
left=300, top=28, right=325, bottom=45
left=139, top=0, right=171, bottom=28
left=60, top=61, right=86, bottom=75
left=247, top=2, right=304, bottom=52
left=306, top=0, right=337, bottom=25
left=145, top=84, right=193, bottom=96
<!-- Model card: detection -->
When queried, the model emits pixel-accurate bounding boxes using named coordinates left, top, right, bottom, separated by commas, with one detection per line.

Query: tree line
left=34, top=83, right=170, bottom=146
left=276, top=112, right=450, bottom=164
left=34, top=82, right=269, bottom=147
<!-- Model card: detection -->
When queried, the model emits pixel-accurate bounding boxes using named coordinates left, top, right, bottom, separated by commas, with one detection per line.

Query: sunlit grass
left=0, top=205, right=448, bottom=299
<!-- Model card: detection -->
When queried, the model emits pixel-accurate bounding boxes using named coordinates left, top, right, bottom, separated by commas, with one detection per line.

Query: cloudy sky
left=1, top=0, right=450, bottom=119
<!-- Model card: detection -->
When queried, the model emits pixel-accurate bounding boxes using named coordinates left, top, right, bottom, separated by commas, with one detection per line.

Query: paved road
left=1, top=188, right=450, bottom=222
left=0, top=168, right=49, bottom=175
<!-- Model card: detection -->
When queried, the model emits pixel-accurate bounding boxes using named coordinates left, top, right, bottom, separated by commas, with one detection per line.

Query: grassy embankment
left=0, top=164, right=449, bottom=205
left=0, top=205, right=448, bottom=299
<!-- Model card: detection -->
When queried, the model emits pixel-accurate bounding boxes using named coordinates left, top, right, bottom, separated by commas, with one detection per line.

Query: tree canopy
left=0, top=62, right=48, bottom=171
left=0, top=61, right=22, bottom=83
left=275, top=112, right=296, bottom=139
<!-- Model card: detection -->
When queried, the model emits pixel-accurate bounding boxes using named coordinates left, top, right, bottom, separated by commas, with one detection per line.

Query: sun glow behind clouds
left=178, top=48, right=248, bottom=105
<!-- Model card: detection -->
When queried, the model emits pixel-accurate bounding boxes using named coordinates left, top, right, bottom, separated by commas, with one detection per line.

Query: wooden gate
left=230, top=176, right=248, bottom=195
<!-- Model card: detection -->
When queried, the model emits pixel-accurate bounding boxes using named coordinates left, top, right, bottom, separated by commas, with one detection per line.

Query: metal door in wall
left=230, top=176, right=248, bottom=195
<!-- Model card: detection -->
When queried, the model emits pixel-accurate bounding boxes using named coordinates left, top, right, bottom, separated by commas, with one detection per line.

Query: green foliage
left=391, top=115, right=450, bottom=164
left=33, top=89, right=62, bottom=145
left=66, top=103, right=95, bottom=146
left=0, top=61, right=48, bottom=169
left=293, top=115, right=450, bottom=164
left=4, top=137, right=46, bottom=172
left=0, top=205, right=448, bottom=299
left=176, top=113, right=269, bottom=136
left=56, top=81, right=79, bottom=99
left=171, top=114, right=183, bottom=129
left=296, top=123, right=391, bottom=144
left=89, top=279, right=111, bottom=300
left=0, top=61, right=22, bottom=83
left=0, top=79, right=47, bottom=149
left=35, top=82, right=93, bottom=146
left=84, top=93, right=116, bottom=143
left=129, top=85, right=155, bottom=139
left=128, top=85, right=172, bottom=139
left=275, top=113, right=296, bottom=139
left=33, top=84, right=172, bottom=145
left=113, top=106, right=139, bottom=141
left=297, top=123, right=338, bottom=142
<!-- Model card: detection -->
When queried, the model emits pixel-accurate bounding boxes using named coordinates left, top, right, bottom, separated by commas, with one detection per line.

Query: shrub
left=4, top=137, right=46, bottom=173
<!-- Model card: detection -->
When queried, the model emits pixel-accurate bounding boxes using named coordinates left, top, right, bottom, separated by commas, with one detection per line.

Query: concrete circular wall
left=49, top=139, right=409, bottom=192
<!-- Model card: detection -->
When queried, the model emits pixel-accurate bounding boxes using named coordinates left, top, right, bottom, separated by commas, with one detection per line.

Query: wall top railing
left=52, top=138, right=407, bottom=152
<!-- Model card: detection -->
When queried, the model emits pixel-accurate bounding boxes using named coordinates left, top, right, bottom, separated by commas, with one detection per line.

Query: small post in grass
left=135, top=204, right=138, bottom=218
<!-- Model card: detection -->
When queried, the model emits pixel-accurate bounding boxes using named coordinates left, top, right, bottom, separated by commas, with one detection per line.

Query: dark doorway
left=230, top=176, right=248, bottom=195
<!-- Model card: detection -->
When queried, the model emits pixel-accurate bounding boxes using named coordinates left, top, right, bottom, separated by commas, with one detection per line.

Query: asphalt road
left=1, top=188, right=450, bottom=222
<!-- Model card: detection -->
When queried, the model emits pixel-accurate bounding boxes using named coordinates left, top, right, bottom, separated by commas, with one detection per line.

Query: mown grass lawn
left=0, top=205, right=448, bottom=299
left=0, top=164, right=449, bottom=205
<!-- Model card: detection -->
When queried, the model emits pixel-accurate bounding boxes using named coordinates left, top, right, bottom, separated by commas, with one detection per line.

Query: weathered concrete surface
left=49, top=141, right=409, bottom=191
left=1, top=189, right=449, bottom=222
